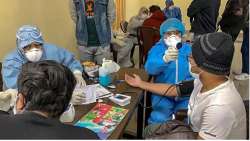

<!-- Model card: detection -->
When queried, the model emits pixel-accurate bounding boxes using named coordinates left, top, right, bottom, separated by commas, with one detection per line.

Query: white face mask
left=141, top=14, right=148, bottom=19
left=189, top=62, right=200, bottom=79
left=25, top=48, right=43, bottom=62
left=164, top=35, right=181, bottom=47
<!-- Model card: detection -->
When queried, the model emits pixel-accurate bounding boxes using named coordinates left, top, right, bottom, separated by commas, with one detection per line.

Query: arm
left=2, top=60, right=22, bottom=90
left=127, top=17, right=144, bottom=34
left=187, top=0, right=206, bottom=18
left=58, top=47, right=83, bottom=73
left=69, top=0, right=77, bottom=23
left=144, top=44, right=169, bottom=75
left=125, top=74, right=194, bottom=97
left=125, top=74, right=177, bottom=96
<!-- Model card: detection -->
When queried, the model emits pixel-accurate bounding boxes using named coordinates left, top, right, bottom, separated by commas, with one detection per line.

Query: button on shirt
left=188, top=79, right=246, bottom=139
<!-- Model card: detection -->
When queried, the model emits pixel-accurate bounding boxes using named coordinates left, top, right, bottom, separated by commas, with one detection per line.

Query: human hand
left=70, top=90, right=86, bottom=105
left=163, top=47, right=178, bottom=63
left=125, top=73, right=142, bottom=88
left=74, top=71, right=86, bottom=87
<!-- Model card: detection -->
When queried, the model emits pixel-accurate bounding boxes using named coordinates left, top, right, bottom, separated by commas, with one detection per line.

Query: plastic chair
left=136, top=26, right=160, bottom=68
left=120, top=20, right=128, bottom=33
left=110, top=43, right=117, bottom=63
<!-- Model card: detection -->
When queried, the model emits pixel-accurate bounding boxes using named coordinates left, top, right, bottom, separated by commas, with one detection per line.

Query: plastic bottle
left=99, top=66, right=111, bottom=87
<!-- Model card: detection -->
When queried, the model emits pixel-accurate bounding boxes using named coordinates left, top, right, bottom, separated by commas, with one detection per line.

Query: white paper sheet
left=81, top=84, right=113, bottom=104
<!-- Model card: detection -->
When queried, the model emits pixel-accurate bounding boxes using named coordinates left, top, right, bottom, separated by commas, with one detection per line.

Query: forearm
left=138, top=81, right=178, bottom=97
left=187, top=0, right=202, bottom=17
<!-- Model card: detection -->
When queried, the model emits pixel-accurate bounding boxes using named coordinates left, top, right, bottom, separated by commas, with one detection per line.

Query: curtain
left=113, top=0, right=125, bottom=31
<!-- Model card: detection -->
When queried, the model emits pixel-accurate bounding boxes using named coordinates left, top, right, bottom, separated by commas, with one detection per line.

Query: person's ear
left=16, top=93, right=26, bottom=112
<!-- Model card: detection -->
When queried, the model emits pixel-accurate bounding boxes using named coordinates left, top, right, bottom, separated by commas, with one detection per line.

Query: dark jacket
left=219, top=0, right=249, bottom=41
left=143, top=11, right=166, bottom=30
left=142, top=10, right=165, bottom=43
left=187, top=0, right=221, bottom=34
left=0, top=111, right=98, bottom=139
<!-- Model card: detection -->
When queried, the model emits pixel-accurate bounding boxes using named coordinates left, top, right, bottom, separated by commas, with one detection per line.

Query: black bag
left=145, top=120, right=197, bottom=139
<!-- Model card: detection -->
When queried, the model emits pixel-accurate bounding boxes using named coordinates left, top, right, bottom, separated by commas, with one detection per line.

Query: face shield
left=16, top=25, right=44, bottom=52
left=16, top=25, right=44, bottom=61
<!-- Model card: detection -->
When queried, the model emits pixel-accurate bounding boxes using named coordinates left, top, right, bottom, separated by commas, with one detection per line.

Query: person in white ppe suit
left=2, top=25, right=86, bottom=105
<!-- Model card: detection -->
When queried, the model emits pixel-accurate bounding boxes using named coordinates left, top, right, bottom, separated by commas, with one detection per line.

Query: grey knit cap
left=192, top=32, right=234, bottom=75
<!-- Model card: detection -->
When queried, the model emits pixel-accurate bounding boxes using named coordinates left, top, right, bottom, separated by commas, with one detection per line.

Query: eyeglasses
left=23, top=43, right=42, bottom=53
left=165, top=31, right=181, bottom=36
left=16, top=26, right=42, bottom=41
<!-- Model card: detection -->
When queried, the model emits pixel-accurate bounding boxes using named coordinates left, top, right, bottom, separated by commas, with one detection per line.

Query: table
left=72, top=68, right=148, bottom=139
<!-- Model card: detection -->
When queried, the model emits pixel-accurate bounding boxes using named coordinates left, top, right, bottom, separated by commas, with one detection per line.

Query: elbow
left=145, top=64, right=158, bottom=75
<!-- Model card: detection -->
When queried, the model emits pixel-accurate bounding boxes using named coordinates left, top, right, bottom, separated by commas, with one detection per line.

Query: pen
left=116, top=80, right=125, bottom=83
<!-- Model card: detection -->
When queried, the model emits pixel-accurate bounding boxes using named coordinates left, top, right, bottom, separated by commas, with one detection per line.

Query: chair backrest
left=110, top=43, right=117, bottom=63
left=120, top=20, right=128, bottom=33
left=244, top=100, right=249, bottom=139
left=136, top=26, right=160, bottom=68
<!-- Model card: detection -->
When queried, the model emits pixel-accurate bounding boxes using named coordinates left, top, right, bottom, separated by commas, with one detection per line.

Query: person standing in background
left=163, top=0, right=182, bottom=21
left=187, top=0, right=221, bottom=41
left=219, top=0, right=249, bottom=42
left=234, top=6, right=249, bottom=80
left=112, top=7, right=149, bottom=68
left=142, top=5, right=165, bottom=47
left=143, top=5, right=166, bottom=30
left=69, top=0, right=115, bottom=65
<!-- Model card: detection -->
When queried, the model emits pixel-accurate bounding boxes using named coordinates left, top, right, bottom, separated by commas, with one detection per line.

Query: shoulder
left=3, top=50, right=24, bottom=66
left=43, top=43, right=61, bottom=50
left=129, top=16, right=137, bottom=22
left=43, top=43, right=68, bottom=52
left=173, top=6, right=181, bottom=10
left=4, top=50, right=19, bottom=60
left=208, top=81, right=241, bottom=105
left=179, top=42, right=192, bottom=54
left=149, top=40, right=166, bottom=53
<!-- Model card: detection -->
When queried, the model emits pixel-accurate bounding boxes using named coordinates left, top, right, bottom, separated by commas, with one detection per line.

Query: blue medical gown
left=144, top=40, right=193, bottom=124
left=2, top=43, right=83, bottom=89
left=163, top=6, right=182, bottom=21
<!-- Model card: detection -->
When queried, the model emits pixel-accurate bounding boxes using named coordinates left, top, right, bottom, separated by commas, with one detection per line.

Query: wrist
left=138, top=80, right=147, bottom=89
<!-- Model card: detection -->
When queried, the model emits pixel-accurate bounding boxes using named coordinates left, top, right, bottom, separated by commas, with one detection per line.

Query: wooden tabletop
left=71, top=68, right=148, bottom=139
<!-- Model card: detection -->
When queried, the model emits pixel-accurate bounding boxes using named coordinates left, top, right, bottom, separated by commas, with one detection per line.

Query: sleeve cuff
left=199, top=131, right=217, bottom=139
left=73, top=70, right=82, bottom=75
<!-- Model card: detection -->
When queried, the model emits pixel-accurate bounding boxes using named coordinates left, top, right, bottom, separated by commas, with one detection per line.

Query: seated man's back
left=0, top=60, right=98, bottom=139
left=0, top=112, right=98, bottom=139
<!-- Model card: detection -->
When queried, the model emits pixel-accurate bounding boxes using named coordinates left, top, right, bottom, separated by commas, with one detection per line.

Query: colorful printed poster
left=75, top=103, right=128, bottom=139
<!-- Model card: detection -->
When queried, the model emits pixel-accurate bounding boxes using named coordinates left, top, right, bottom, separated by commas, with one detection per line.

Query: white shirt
left=188, top=79, right=246, bottom=139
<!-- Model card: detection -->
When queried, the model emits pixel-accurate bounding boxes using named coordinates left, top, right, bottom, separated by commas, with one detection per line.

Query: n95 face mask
left=25, top=48, right=43, bottom=62
left=165, top=35, right=181, bottom=47
left=189, top=62, right=200, bottom=79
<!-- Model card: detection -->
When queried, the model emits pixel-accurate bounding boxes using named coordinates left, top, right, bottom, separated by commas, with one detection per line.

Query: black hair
left=17, top=60, right=76, bottom=118
left=149, top=5, right=161, bottom=13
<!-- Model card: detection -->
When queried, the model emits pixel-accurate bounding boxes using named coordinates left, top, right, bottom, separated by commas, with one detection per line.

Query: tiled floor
left=124, top=32, right=249, bottom=137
